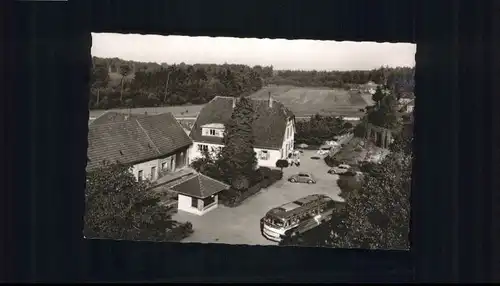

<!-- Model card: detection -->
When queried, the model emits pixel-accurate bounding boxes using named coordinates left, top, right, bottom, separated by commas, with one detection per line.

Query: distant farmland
left=249, top=85, right=371, bottom=117
left=89, top=85, right=371, bottom=119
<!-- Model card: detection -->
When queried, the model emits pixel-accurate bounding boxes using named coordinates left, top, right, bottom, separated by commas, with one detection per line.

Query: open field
left=250, top=86, right=370, bottom=117
left=89, top=85, right=371, bottom=119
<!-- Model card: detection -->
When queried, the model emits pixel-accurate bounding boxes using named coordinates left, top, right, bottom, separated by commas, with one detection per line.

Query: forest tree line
left=90, top=56, right=415, bottom=110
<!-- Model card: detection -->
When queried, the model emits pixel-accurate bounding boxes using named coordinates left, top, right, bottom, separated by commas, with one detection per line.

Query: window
left=161, top=162, right=166, bottom=169
left=209, top=129, right=216, bottom=136
left=203, top=196, right=215, bottom=207
left=138, top=170, right=143, bottom=181
left=151, top=166, right=156, bottom=180
left=259, top=150, right=270, bottom=160
left=191, top=198, right=198, bottom=208
left=198, top=144, right=208, bottom=152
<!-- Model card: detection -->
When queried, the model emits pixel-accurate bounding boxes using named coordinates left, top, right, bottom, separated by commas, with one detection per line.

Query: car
left=328, top=164, right=351, bottom=175
left=317, top=146, right=332, bottom=156
left=288, top=172, right=316, bottom=184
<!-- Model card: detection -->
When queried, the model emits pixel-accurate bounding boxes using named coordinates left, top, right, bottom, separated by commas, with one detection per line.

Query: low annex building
left=154, top=169, right=230, bottom=216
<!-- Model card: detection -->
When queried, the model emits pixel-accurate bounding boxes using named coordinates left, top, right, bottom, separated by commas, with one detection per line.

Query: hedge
left=165, top=221, right=194, bottom=242
left=219, top=169, right=283, bottom=208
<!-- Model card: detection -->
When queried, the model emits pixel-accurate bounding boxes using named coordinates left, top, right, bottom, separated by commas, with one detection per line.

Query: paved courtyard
left=172, top=150, right=342, bottom=246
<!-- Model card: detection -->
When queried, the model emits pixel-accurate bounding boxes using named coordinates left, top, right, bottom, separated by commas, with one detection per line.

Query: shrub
left=219, top=169, right=283, bottom=207
left=337, top=174, right=363, bottom=199
left=232, top=175, right=250, bottom=191
left=270, top=169, right=283, bottom=180
left=275, top=159, right=289, bottom=172
left=337, top=177, right=349, bottom=190
left=353, top=124, right=366, bottom=138
left=165, top=221, right=194, bottom=242
left=258, top=167, right=272, bottom=178
left=359, top=161, right=379, bottom=173
left=324, top=156, right=340, bottom=167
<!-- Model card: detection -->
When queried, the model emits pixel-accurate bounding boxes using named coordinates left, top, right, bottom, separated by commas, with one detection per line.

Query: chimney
left=268, top=92, right=273, bottom=108
left=232, top=97, right=236, bottom=108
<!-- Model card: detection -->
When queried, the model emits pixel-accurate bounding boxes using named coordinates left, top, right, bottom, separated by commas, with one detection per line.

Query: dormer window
left=201, top=123, right=225, bottom=138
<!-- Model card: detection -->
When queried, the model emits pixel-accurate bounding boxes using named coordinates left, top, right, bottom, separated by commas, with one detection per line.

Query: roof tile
left=190, top=96, right=294, bottom=149
left=87, top=112, right=193, bottom=171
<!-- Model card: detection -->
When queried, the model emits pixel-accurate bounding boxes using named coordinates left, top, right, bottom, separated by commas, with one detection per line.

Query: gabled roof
left=190, top=96, right=294, bottom=149
left=87, top=112, right=193, bottom=171
left=169, top=173, right=230, bottom=199
left=90, top=111, right=148, bottom=126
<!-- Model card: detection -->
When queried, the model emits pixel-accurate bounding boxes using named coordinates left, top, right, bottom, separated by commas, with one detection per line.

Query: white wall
left=177, top=194, right=219, bottom=216
left=255, top=148, right=282, bottom=168
left=190, top=118, right=294, bottom=169
left=131, top=159, right=160, bottom=181
left=158, top=155, right=176, bottom=173
left=131, top=149, right=189, bottom=182
left=188, top=142, right=224, bottom=163
left=282, top=118, right=295, bottom=158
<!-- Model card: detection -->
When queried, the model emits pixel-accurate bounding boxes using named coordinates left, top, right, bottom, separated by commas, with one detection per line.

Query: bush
left=337, top=175, right=363, bottom=198
left=219, top=170, right=283, bottom=207
left=275, top=159, right=289, bottom=171
left=270, top=169, right=284, bottom=180
left=165, top=221, right=194, bottom=242
left=354, top=124, right=366, bottom=138
left=338, top=177, right=350, bottom=190
left=324, top=156, right=340, bottom=167
left=258, top=167, right=272, bottom=178
left=232, top=175, right=250, bottom=191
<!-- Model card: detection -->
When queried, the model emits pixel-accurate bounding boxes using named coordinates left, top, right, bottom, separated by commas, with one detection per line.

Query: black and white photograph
left=85, top=33, right=415, bottom=250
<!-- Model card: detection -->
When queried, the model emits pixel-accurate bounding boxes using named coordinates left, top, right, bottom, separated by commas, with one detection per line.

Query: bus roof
left=266, top=194, right=338, bottom=219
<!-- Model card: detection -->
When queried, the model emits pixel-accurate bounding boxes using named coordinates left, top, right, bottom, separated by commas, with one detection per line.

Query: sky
left=91, top=33, right=416, bottom=71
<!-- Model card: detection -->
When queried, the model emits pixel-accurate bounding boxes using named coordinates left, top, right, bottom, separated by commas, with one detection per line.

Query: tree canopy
left=366, top=87, right=400, bottom=129
left=295, top=114, right=351, bottom=146
left=84, top=162, right=179, bottom=242
left=89, top=57, right=414, bottom=110
left=281, top=119, right=412, bottom=250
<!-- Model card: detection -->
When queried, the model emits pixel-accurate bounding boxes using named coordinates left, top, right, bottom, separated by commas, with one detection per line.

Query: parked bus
left=260, top=194, right=345, bottom=242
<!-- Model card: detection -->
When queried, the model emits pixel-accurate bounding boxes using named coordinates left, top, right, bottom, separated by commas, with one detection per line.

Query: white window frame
left=198, top=144, right=209, bottom=152
left=259, top=150, right=270, bottom=160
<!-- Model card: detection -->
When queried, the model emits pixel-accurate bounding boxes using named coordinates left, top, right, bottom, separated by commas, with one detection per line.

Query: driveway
left=172, top=150, right=342, bottom=246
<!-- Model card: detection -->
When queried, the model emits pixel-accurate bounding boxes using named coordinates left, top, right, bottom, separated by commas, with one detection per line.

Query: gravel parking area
left=172, top=150, right=342, bottom=245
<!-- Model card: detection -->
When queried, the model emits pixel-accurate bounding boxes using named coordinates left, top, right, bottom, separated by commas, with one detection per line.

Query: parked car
left=288, top=172, right=316, bottom=184
left=317, top=145, right=332, bottom=156
left=328, top=164, right=351, bottom=175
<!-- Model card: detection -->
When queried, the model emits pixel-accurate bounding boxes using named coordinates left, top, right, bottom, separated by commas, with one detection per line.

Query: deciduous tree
left=119, top=64, right=132, bottom=103
left=84, top=162, right=182, bottom=242
left=282, top=143, right=412, bottom=250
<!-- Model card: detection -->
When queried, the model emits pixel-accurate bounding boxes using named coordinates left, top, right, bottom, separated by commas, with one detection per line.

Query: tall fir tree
left=218, top=96, right=257, bottom=187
